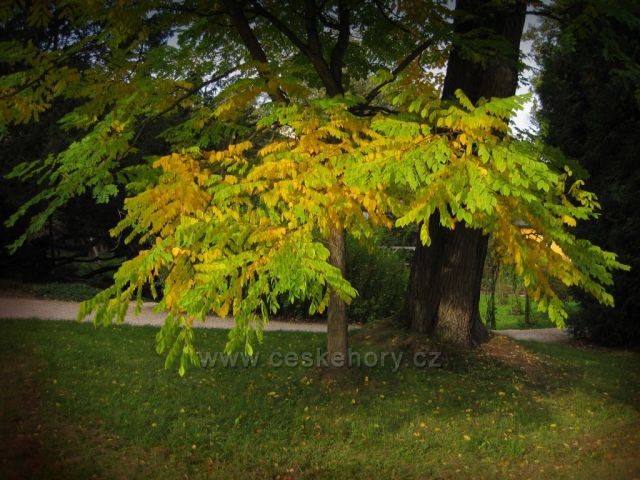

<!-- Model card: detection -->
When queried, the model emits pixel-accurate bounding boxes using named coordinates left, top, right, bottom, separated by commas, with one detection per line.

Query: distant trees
left=535, top=0, right=640, bottom=346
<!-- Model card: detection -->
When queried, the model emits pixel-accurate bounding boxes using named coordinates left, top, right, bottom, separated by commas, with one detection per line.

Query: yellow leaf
left=562, top=214, right=577, bottom=227
left=223, top=175, right=238, bottom=184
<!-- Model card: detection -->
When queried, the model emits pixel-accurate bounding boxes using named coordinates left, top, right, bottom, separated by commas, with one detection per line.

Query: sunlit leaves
left=348, top=89, right=627, bottom=326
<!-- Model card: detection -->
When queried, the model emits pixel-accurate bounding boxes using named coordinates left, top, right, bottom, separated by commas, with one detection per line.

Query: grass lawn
left=0, top=319, right=638, bottom=479
left=478, top=294, right=557, bottom=330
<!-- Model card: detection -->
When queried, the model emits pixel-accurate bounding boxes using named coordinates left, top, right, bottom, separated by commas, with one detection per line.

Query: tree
left=1, top=0, right=626, bottom=373
left=484, top=242, right=500, bottom=330
left=535, top=0, right=640, bottom=346
left=407, top=0, right=527, bottom=346
left=524, top=289, right=532, bottom=326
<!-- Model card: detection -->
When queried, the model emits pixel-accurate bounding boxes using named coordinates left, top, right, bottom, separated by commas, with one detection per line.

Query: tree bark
left=408, top=213, right=448, bottom=333
left=327, top=226, right=348, bottom=367
left=407, top=0, right=527, bottom=347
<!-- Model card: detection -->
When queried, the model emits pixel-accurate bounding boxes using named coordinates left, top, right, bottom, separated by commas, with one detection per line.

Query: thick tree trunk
left=407, top=0, right=527, bottom=347
left=408, top=213, right=448, bottom=333
left=327, top=226, right=348, bottom=367
left=433, top=225, right=490, bottom=345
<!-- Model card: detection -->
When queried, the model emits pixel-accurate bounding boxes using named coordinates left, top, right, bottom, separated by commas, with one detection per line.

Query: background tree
left=483, top=242, right=500, bottom=330
left=524, top=289, right=532, bottom=326
left=535, top=0, right=640, bottom=346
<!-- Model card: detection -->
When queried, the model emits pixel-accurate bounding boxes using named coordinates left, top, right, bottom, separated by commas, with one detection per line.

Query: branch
left=0, top=66, right=55, bottom=100
left=224, top=0, right=288, bottom=103
left=318, top=11, right=340, bottom=30
left=129, top=64, right=241, bottom=148
left=372, top=0, right=416, bottom=38
left=156, top=4, right=226, bottom=18
left=80, top=265, right=120, bottom=278
left=247, top=1, right=310, bottom=55
left=303, top=0, right=323, bottom=56
left=247, top=0, right=343, bottom=96
left=349, top=104, right=398, bottom=117
left=50, top=253, right=119, bottom=265
left=364, top=38, right=433, bottom=103
left=329, top=0, right=350, bottom=87
left=301, top=0, right=342, bottom=95
left=0, top=37, right=98, bottom=100
left=525, top=9, right=562, bottom=22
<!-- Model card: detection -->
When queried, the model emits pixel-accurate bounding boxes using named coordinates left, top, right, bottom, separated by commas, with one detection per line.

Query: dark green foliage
left=344, top=235, right=409, bottom=324
left=536, top=0, right=640, bottom=346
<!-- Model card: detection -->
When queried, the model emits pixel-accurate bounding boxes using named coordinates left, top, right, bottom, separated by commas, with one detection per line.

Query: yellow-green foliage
left=81, top=87, right=626, bottom=375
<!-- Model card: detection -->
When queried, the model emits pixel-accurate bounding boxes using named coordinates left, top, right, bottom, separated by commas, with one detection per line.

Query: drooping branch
left=130, top=64, right=242, bottom=148
left=372, top=0, right=416, bottom=38
left=0, top=37, right=99, bottom=100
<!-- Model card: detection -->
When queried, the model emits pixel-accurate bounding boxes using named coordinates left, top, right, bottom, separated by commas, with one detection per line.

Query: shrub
left=566, top=290, right=640, bottom=347
left=345, top=235, right=409, bottom=323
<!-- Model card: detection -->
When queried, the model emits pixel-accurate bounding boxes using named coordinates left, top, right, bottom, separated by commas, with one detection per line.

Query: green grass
left=479, top=294, right=559, bottom=330
left=1, top=319, right=638, bottom=479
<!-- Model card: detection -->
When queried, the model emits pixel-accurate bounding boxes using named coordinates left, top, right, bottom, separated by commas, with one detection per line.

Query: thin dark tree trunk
left=524, top=289, right=532, bottom=325
left=407, top=0, right=527, bottom=347
left=327, top=226, right=348, bottom=367
left=485, top=254, right=500, bottom=330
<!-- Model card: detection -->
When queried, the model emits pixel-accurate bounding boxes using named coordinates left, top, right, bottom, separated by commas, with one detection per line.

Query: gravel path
left=0, top=296, right=332, bottom=333
left=492, top=328, right=570, bottom=343
left=0, top=296, right=568, bottom=342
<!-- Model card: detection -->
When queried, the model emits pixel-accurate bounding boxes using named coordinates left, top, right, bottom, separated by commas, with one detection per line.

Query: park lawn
left=0, top=319, right=638, bottom=480
left=478, top=294, right=558, bottom=330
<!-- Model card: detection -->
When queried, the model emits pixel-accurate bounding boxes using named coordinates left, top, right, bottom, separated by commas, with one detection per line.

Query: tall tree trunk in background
left=524, top=289, right=532, bottom=326
left=327, top=226, right=348, bottom=367
left=407, top=0, right=527, bottom=346
left=485, top=250, right=500, bottom=330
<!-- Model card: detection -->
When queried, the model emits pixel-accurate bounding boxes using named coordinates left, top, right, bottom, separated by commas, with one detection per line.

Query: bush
left=566, top=288, right=640, bottom=348
left=278, top=234, right=409, bottom=323
left=345, top=235, right=409, bottom=323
